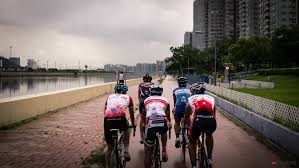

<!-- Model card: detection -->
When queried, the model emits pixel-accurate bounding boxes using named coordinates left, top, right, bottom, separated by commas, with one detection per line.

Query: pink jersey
left=144, top=96, right=169, bottom=119
left=104, top=93, right=133, bottom=118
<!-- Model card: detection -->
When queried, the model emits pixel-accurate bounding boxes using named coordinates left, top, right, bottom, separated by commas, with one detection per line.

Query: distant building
left=9, top=57, right=20, bottom=66
left=156, top=60, right=166, bottom=72
left=269, top=0, right=297, bottom=37
left=27, top=59, right=38, bottom=69
left=239, top=0, right=260, bottom=38
left=208, top=0, right=225, bottom=47
left=184, top=32, right=193, bottom=46
left=193, top=0, right=208, bottom=50
left=224, top=0, right=240, bottom=38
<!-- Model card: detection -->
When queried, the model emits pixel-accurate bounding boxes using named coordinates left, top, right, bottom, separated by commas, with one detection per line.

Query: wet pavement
left=0, top=76, right=291, bottom=168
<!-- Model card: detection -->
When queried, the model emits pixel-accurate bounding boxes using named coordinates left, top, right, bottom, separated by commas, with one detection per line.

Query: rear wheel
left=181, top=127, right=186, bottom=162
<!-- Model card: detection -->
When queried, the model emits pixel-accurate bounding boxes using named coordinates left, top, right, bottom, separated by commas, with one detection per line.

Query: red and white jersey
left=144, top=96, right=169, bottom=118
left=104, top=93, right=133, bottom=118
left=187, top=94, right=215, bottom=113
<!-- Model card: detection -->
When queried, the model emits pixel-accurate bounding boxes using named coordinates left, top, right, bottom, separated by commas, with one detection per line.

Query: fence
left=206, top=84, right=299, bottom=131
left=217, top=80, right=274, bottom=89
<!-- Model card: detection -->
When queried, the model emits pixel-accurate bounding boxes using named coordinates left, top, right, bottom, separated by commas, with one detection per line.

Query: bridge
left=0, top=76, right=295, bottom=168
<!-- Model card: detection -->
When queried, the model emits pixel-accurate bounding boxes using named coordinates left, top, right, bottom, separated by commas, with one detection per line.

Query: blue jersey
left=173, top=87, right=192, bottom=109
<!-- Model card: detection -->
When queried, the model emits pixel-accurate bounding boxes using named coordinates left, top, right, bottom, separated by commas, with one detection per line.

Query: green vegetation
left=166, top=25, right=299, bottom=75
left=235, top=75, right=299, bottom=107
left=81, top=146, right=106, bottom=168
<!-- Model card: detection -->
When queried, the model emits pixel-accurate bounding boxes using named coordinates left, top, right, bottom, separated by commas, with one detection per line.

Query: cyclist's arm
left=128, top=97, right=135, bottom=125
left=137, top=85, right=141, bottom=99
left=173, top=92, right=176, bottom=105
left=165, top=104, right=171, bottom=122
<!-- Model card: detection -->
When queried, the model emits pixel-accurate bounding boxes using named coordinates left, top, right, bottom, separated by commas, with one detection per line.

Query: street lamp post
left=9, top=46, right=12, bottom=58
left=214, top=42, right=217, bottom=86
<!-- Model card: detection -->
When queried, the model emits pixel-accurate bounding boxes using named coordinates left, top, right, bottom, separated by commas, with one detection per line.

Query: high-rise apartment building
left=184, top=32, right=193, bottom=45
left=270, top=0, right=297, bottom=36
left=224, top=0, right=240, bottom=38
left=193, top=0, right=208, bottom=50
left=239, top=0, right=260, bottom=38
left=208, top=0, right=225, bottom=47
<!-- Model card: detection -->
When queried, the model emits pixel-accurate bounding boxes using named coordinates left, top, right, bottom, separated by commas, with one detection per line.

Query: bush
left=258, top=68, right=299, bottom=76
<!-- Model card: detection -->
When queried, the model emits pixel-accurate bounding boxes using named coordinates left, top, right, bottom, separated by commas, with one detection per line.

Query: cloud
left=0, top=0, right=193, bottom=67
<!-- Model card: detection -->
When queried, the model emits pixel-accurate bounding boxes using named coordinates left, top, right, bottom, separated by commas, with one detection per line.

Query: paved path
left=128, top=77, right=288, bottom=168
left=0, top=76, right=289, bottom=168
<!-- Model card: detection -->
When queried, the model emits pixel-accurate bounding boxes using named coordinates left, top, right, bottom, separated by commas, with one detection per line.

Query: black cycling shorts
left=189, top=112, right=216, bottom=140
left=104, top=117, right=128, bottom=144
left=144, top=119, right=168, bottom=146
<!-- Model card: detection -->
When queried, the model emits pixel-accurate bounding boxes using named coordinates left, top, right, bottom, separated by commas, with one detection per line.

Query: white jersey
left=187, top=94, right=215, bottom=113
left=144, top=96, right=169, bottom=119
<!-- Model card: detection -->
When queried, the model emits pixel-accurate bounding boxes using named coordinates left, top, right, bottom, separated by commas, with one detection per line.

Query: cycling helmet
left=190, top=82, right=205, bottom=95
left=177, top=76, right=187, bottom=87
left=150, top=85, right=163, bottom=96
left=114, top=84, right=128, bottom=94
left=143, top=74, right=152, bottom=82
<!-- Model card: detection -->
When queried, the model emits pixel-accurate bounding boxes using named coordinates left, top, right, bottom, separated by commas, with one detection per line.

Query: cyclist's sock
left=208, top=153, right=212, bottom=160
left=191, top=160, right=196, bottom=167
left=124, top=144, right=129, bottom=152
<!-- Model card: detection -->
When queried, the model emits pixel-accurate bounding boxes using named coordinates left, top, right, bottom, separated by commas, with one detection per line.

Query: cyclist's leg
left=188, top=116, right=202, bottom=167
left=144, top=125, right=155, bottom=168
left=174, top=108, right=182, bottom=138
left=104, top=118, right=113, bottom=167
left=204, top=117, right=217, bottom=162
left=161, top=123, right=169, bottom=162
left=121, top=117, right=131, bottom=161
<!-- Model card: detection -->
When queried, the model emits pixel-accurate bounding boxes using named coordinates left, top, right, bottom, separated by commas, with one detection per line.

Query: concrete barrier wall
left=0, top=78, right=142, bottom=127
left=207, top=92, right=299, bottom=158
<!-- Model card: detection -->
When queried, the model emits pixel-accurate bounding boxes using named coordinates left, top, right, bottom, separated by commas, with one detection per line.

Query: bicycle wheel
left=114, top=139, right=122, bottom=168
left=152, top=137, right=161, bottom=168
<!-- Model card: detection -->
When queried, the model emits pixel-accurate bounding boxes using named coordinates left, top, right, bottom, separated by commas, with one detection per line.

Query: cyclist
left=172, top=76, right=192, bottom=148
left=117, top=71, right=125, bottom=85
left=104, top=84, right=135, bottom=167
left=185, top=82, right=216, bottom=168
left=138, top=74, right=153, bottom=144
left=143, top=85, right=171, bottom=168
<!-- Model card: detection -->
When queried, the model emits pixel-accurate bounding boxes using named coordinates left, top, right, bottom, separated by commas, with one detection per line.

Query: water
left=0, top=73, right=142, bottom=99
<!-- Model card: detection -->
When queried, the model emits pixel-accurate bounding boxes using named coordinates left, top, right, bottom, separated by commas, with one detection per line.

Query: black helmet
left=177, top=76, right=187, bottom=87
left=114, top=84, right=128, bottom=94
left=143, top=74, right=152, bottom=82
left=190, top=82, right=205, bottom=95
left=150, top=85, right=163, bottom=96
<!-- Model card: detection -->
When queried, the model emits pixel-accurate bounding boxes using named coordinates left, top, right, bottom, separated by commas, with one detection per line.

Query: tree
left=272, top=25, right=299, bottom=68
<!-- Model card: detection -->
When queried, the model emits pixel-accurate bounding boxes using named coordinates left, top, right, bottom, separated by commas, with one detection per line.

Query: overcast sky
left=0, top=0, right=193, bottom=68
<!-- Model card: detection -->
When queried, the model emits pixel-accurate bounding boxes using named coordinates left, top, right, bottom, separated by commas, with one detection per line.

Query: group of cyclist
left=103, top=74, right=217, bottom=168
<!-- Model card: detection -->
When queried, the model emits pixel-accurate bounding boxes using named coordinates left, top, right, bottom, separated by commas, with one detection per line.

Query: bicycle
left=110, top=125, right=136, bottom=168
left=180, top=116, right=189, bottom=162
left=196, top=133, right=210, bottom=168
left=151, top=127, right=171, bottom=168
